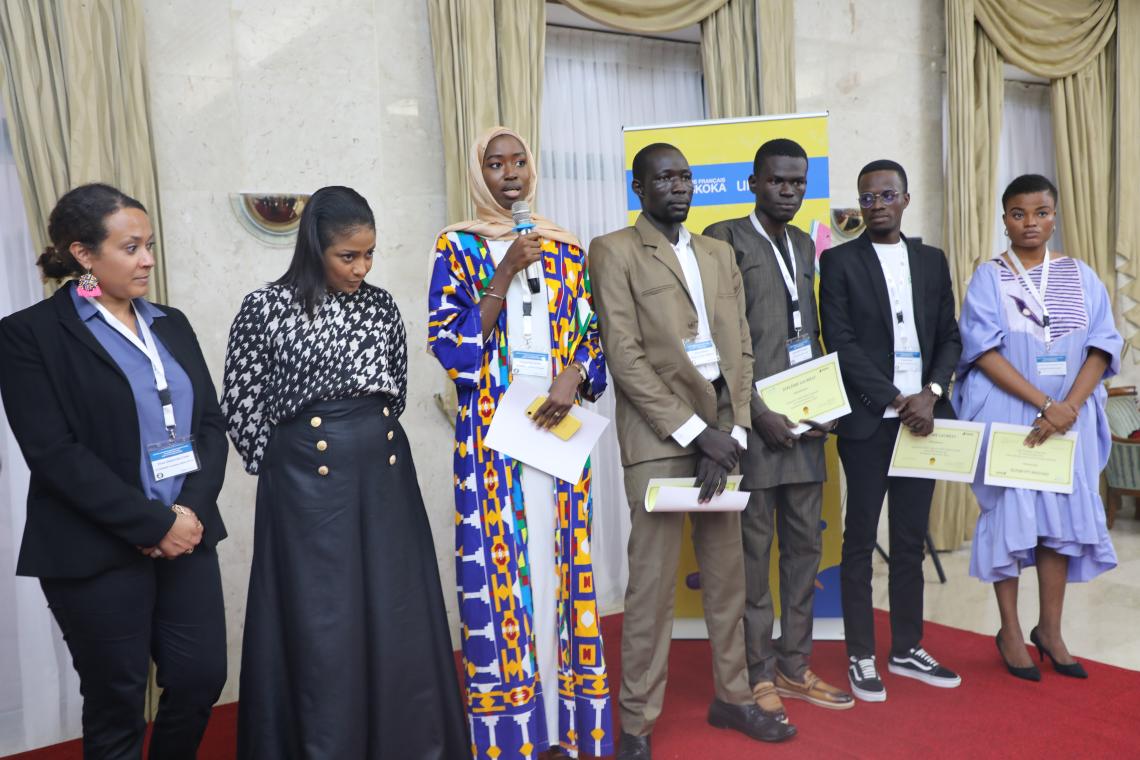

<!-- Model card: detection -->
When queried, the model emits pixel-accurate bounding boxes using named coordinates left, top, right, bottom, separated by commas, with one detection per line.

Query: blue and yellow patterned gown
left=428, top=231, right=613, bottom=760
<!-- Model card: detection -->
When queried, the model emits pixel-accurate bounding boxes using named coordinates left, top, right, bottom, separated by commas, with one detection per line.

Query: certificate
left=644, top=476, right=748, bottom=513
left=887, top=419, right=986, bottom=482
left=982, top=422, right=1078, bottom=495
left=484, top=378, right=611, bottom=483
left=755, top=353, right=851, bottom=436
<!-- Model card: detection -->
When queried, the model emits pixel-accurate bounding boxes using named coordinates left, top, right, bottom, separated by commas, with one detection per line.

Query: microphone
left=511, top=200, right=541, bottom=294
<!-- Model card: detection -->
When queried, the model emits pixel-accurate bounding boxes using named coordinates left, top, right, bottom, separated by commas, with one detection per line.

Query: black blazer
left=818, top=232, right=962, bottom=441
left=0, top=286, right=228, bottom=578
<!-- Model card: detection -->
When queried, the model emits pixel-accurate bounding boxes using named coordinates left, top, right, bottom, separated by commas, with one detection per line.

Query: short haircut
left=1001, top=173, right=1058, bottom=208
left=858, top=159, right=908, bottom=193
left=632, top=142, right=682, bottom=183
left=753, top=138, right=808, bottom=176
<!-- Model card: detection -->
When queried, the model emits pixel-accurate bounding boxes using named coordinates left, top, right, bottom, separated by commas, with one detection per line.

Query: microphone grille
left=511, top=200, right=532, bottom=227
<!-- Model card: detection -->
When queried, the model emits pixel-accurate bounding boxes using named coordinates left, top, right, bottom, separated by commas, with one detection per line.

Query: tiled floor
left=872, top=504, right=1140, bottom=671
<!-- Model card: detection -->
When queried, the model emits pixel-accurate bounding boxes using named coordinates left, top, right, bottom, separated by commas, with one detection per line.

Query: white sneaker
left=847, top=655, right=886, bottom=702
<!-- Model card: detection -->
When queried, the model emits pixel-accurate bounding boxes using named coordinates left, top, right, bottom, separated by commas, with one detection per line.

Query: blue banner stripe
left=625, top=156, right=829, bottom=210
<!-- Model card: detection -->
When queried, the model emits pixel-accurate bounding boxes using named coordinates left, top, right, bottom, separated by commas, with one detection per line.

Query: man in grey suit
left=704, top=139, right=854, bottom=725
left=590, top=143, right=796, bottom=760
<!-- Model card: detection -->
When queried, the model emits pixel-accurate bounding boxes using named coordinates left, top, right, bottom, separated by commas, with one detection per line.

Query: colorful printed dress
left=428, top=231, right=613, bottom=760
left=953, top=256, right=1122, bottom=582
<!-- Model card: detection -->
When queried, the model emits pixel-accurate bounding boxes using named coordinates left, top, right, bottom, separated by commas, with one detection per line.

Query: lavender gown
left=953, top=256, right=1122, bottom=582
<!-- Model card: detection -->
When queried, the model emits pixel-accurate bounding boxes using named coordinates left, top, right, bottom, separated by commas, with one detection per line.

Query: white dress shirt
left=667, top=226, right=747, bottom=450
left=872, top=240, right=922, bottom=418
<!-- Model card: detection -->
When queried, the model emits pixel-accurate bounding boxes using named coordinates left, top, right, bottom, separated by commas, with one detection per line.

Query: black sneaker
left=888, top=647, right=962, bottom=688
left=847, top=655, right=886, bottom=702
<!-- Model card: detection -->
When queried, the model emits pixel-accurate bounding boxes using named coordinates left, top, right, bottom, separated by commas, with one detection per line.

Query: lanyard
left=749, top=212, right=801, bottom=333
left=877, top=254, right=914, bottom=349
left=518, top=274, right=535, bottom=345
left=88, top=298, right=177, bottom=439
left=1005, top=249, right=1052, bottom=347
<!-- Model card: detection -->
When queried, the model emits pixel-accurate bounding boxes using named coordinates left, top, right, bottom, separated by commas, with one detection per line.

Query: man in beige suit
left=704, top=139, right=854, bottom=727
left=589, top=143, right=796, bottom=760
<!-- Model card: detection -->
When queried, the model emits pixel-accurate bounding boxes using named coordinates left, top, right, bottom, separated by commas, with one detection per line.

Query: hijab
left=439, top=126, right=581, bottom=249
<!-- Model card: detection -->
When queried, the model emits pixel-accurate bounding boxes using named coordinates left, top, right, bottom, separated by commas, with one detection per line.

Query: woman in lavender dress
left=953, top=174, right=1121, bottom=681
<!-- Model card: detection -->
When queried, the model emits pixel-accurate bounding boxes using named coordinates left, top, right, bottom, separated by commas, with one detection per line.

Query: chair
left=1104, top=385, right=1140, bottom=528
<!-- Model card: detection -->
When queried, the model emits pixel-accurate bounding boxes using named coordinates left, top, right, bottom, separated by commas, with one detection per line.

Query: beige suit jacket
left=588, top=214, right=753, bottom=467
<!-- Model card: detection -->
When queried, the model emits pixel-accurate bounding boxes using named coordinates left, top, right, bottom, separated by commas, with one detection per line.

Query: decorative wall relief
left=229, top=193, right=309, bottom=246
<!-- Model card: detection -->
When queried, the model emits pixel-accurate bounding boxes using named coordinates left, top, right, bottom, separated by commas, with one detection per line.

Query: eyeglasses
left=858, top=190, right=901, bottom=208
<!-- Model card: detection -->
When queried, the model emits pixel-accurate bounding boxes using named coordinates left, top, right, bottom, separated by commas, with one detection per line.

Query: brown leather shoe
left=751, top=680, right=788, bottom=723
left=775, top=668, right=856, bottom=710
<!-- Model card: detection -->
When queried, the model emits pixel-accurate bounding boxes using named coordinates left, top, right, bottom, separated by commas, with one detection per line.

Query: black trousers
left=40, top=547, right=227, bottom=760
left=837, top=419, right=934, bottom=659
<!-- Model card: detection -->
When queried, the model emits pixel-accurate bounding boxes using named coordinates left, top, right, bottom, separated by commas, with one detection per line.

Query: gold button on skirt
left=387, top=430, right=394, bottom=441
left=316, top=440, right=328, bottom=451
left=318, top=465, right=329, bottom=476
left=310, top=416, right=322, bottom=427
left=388, top=454, right=397, bottom=465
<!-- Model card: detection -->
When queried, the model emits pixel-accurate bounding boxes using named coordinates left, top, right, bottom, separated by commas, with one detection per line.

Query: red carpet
left=7, top=610, right=1138, bottom=759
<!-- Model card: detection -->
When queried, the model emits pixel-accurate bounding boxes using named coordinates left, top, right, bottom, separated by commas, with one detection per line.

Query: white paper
left=754, top=352, right=852, bottom=436
left=982, top=422, right=1078, bottom=495
left=483, top=378, right=610, bottom=483
left=886, top=419, right=986, bottom=483
left=643, top=475, right=748, bottom=512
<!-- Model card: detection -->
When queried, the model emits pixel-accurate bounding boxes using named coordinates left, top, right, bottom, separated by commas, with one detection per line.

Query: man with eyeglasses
left=818, top=159, right=963, bottom=703
left=704, top=138, right=854, bottom=726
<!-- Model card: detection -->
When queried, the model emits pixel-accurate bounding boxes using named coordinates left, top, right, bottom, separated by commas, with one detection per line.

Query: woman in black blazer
left=0, top=184, right=228, bottom=759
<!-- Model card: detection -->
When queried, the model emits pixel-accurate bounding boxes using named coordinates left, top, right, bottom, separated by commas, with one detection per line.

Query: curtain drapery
left=1051, top=46, right=1116, bottom=288
left=559, top=0, right=729, bottom=33
left=699, top=0, right=760, bottom=118
left=0, top=103, right=82, bottom=758
left=1117, top=0, right=1140, bottom=330
left=757, top=0, right=796, bottom=114
left=426, top=0, right=546, bottom=224
left=0, top=0, right=167, bottom=302
left=540, top=25, right=706, bottom=613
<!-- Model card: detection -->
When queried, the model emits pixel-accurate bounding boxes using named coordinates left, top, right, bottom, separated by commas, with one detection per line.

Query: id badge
left=511, top=349, right=551, bottom=378
left=786, top=336, right=813, bottom=366
left=1036, top=354, right=1067, bottom=376
left=895, top=350, right=922, bottom=374
left=147, top=436, right=200, bottom=481
left=684, top=338, right=720, bottom=368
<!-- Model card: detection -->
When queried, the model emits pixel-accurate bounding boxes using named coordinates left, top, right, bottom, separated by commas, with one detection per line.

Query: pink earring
left=77, top=270, right=102, bottom=297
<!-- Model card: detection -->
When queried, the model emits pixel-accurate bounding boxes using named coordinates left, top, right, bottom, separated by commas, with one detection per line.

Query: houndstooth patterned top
left=222, top=282, right=408, bottom=474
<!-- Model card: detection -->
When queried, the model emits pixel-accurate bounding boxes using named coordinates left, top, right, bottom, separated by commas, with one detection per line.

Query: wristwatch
left=926, top=382, right=944, bottom=399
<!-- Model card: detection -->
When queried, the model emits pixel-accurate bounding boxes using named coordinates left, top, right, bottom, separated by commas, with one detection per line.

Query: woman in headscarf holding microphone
left=428, top=126, right=612, bottom=760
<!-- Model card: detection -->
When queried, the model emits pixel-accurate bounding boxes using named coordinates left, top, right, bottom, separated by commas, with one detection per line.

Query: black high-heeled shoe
left=995, top=633, right=1041, bottom=681
left=1029, top=626, right=1088, bottom=679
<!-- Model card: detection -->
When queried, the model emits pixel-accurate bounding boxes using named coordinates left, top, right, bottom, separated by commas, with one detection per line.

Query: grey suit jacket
left=704, top=216, right=825, bottom=489
left=589, top=214, right=754, bottom=467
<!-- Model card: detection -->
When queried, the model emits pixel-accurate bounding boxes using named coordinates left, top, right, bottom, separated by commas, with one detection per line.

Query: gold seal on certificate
left=754, top=353, right=851, bottom=435
left=887, top=419, right=986, bottom=482
left=983, top=422, right=1078, bottom=494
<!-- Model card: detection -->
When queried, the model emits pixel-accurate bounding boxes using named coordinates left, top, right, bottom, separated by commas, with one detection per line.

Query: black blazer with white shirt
left=818, top=231, right=962, bottom=441
left=0, top=286, right=228, bottom=578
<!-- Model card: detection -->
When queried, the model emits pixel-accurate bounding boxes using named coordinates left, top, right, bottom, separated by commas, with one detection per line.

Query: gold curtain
left=427, top=0, right=546, bottom=224
left=756, top=0, right=796, bottom=114
left=699, top=0, right=760, bottom=118
left=0, top=0, right=166, bottom=302
left=1051, top=46, right=1117, bottom=289
left=1118, top=0, right=1140, bottom=333
left=940, top=0, right=1004, bottom=551
left=560, top=0, right=729, bottom=33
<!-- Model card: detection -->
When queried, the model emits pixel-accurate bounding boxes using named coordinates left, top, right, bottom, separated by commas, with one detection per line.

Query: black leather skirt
left=237, top=396, right=468, bottom=759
